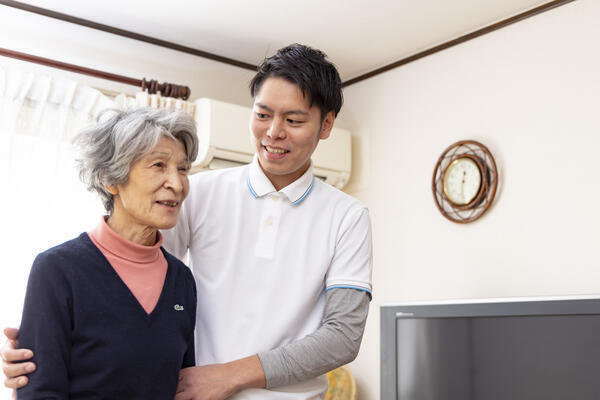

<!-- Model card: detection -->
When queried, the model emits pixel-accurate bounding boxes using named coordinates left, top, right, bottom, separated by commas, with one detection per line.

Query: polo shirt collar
left=247, top=155, right=316, bottom=205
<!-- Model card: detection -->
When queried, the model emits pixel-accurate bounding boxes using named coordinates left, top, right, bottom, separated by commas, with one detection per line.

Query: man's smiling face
left=250, top=77, right=334, bottom=190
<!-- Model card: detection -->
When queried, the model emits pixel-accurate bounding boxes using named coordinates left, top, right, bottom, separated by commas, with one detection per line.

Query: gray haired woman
left=16, top=107, right=199, bottom=399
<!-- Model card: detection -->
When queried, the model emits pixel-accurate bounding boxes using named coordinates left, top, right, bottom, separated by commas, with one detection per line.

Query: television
left=380, top=296, right=600, bottom=400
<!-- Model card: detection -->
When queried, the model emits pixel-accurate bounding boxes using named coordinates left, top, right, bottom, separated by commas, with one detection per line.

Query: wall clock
left=432, top=140, right=498, bottom=223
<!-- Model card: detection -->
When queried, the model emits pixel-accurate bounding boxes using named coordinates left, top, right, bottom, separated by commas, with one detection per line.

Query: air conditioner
left=191, top=98, right=352, bottom=189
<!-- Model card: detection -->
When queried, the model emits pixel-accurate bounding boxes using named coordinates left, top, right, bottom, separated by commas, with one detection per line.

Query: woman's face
left=110, top=136, right=190, bottom=232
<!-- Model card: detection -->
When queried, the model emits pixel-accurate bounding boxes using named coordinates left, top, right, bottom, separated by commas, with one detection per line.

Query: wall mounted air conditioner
left=191, top=98, right=352, bottom=189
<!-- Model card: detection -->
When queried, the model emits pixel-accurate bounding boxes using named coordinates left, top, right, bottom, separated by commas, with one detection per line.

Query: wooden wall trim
left=0, top=0, right=258, bottom=72
left=342, top=0, right=576, bottom=87
left=1, top=0, right=576, bottom=87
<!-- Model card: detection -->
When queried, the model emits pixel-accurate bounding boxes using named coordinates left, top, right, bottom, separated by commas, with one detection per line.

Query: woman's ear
left=104, top=184, right=118, bottom=195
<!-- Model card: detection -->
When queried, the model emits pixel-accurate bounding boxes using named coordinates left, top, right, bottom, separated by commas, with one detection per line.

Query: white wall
left=337, top=1, right=600, bottom=398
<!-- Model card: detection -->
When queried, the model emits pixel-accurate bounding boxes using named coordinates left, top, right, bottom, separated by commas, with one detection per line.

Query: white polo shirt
left=163, top=156, right=372, bottom=400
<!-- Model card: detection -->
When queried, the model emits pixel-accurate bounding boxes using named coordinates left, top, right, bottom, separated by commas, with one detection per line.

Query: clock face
left=443, top=157, right=482, bottom=205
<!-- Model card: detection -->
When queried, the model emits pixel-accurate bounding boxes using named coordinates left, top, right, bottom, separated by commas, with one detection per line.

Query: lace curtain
left=0, top=67, right=115, bottom=337
left=0, top=65, right=198, bottom=397
left=114, top=91, right=196, bottom=115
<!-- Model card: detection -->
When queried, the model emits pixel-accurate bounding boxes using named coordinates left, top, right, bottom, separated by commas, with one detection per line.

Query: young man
left=2, top=44, right=373, bottom=400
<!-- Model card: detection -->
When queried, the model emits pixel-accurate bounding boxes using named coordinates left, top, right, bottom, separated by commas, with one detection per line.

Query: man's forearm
left=176, top=289, right=369, bottom=398
left=225, top=354, right=266, bottom=392
left=257, top=288, right=370, bottom=388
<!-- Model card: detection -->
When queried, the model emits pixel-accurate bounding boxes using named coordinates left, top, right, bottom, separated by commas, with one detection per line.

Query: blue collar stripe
left=246, top=174, right=258, bottom=198
left=291, top=177, right=315, bottom=206
left=247, top=173, right=314, bottom=204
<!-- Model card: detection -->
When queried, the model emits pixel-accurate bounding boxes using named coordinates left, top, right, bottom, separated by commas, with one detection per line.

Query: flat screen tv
left=380, top=296, right=600, bottom=400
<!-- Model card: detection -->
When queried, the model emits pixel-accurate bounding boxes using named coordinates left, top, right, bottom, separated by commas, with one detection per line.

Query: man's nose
left=267, top=118, right=286, bottom=139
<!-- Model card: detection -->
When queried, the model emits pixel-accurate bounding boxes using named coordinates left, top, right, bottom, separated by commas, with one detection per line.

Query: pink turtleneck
left=88, top=217, right=167, bottom=314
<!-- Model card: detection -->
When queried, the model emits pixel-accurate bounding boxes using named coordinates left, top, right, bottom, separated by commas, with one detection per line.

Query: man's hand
left=2, top=328, right=35, bottom=390
left=174, top=355, right=266, bottom=400
left=175, top=364, right=237, bottom=400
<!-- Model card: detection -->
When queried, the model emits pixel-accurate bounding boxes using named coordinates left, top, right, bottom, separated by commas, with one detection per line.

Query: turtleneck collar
left=89, top=216, right=163, bottom=265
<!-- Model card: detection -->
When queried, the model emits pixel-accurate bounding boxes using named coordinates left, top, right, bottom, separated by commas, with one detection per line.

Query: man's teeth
left=158, top=201, right=178, bottom=207
left=266, top=146, right=286, bottom=154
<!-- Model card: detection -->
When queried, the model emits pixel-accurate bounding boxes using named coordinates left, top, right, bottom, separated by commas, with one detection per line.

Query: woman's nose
left=165, top=168, right=184, bottom=192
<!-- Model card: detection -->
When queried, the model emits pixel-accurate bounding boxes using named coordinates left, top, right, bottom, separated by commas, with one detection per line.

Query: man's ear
left=319, top=111, right=335, bottom=140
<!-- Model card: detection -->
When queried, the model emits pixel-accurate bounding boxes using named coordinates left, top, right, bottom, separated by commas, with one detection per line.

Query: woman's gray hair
left=74, top=107, right=198, bottom=212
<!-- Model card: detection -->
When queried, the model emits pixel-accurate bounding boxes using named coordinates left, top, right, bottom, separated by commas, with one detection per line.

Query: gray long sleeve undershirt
left=257, top=287, right=370, bottom=388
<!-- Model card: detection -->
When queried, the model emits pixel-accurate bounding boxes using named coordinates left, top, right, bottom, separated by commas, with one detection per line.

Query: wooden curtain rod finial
left=141, top=78, right=191, bottom=100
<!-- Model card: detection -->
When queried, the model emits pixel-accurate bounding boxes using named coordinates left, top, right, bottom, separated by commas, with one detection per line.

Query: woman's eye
left=153, top=162, right=165, bottom=168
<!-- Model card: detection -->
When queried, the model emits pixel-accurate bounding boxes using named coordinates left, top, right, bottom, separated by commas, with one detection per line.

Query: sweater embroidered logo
left=174, top=304, right=184, bottom=311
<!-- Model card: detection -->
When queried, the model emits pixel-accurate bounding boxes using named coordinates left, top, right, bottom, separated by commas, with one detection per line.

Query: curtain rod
left=0, top=47, right=191, bottom=100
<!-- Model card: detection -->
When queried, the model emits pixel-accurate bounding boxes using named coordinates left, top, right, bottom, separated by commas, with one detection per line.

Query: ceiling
left=21, top=0, right=557, bottom=82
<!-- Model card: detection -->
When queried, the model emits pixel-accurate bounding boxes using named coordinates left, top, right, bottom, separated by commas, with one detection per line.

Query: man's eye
left=287, top=119, right=303, bottom=124
left=256, top=113, right=269, bottom=119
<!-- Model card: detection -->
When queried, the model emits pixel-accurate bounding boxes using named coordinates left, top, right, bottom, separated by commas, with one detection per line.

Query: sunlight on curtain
left=114, top=91, right=196, bottom=115
left=0, top=67, right=115, bottom=335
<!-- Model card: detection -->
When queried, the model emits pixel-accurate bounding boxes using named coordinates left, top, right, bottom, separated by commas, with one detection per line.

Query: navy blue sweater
left=17, top=233, right=196, bottom=400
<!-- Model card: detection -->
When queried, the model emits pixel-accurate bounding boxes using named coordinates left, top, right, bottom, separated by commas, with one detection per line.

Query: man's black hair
left=249, top=43, right=343, bottom=120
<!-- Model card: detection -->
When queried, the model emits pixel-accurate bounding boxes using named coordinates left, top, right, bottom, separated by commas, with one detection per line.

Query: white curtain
left=0, top=67, right=198, bottom=397
left=114, top=91, right=196, bottom=116
left=0, top=67, right=115, bottom=333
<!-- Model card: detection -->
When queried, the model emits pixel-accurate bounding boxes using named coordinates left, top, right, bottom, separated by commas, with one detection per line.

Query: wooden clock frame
left=432, top=140, right=498, bottom=223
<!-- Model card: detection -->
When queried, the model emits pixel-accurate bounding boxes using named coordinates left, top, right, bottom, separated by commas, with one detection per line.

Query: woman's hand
left=2, top=328, right=36, bottom=390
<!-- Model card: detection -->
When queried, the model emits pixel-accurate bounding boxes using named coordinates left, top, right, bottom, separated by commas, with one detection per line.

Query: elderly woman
left=15, top=107, right=198, bottom=399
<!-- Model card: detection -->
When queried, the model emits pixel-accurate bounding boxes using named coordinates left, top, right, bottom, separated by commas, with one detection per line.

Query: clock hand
left=461, top=171, right=466, bottom=201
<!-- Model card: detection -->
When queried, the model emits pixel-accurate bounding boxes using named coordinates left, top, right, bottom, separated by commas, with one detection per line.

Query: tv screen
left=381, top=297, right=600, bottom=400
